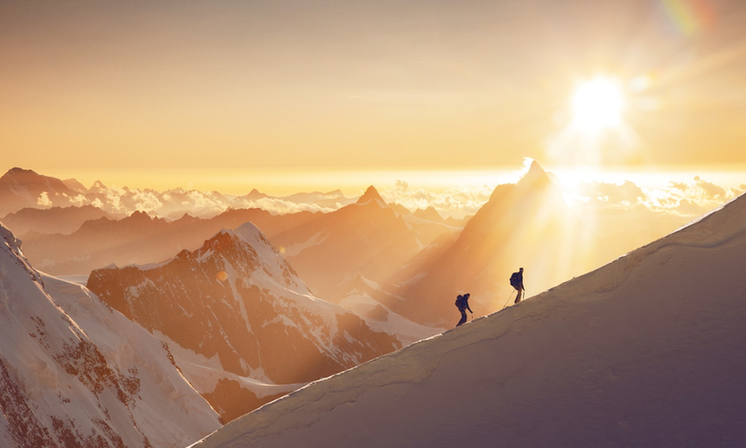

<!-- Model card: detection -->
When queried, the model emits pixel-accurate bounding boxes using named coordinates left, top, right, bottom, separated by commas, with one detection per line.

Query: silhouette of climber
left=455, top=293, right=473, bottom=327
left=510, top=267, right=525, bottom=303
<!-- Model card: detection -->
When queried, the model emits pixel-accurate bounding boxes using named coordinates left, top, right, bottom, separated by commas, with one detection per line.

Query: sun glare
left=571, top=77, right=624, bottom=133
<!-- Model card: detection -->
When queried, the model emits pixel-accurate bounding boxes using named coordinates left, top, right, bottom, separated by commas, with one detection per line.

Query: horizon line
left=4, top=165, right=745, bottom=196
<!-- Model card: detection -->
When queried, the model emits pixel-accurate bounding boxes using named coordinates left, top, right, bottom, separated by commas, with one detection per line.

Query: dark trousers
left=456, top=309, right=467, bottom=326
left=514, top=287, right=524, bottom=303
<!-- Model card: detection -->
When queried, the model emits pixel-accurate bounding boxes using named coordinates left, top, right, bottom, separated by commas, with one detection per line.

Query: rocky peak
left=0, top=168, right=45, bottom=189
left=3, top=167, right=35, bottom=178
left=414, top=206, right=444, bottom=223
left=516, top=160, right=553, bottom=191
left=128, top=210, right=153, bottom=221
left=356, top=186, right=387, bottom=208
left=90, top=180, right=108, bottom=190
left=245, top=188, right=268, bottom=200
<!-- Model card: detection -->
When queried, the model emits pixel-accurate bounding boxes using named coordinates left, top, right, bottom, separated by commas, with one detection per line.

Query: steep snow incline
left=0, top=223, right=220, bottom=448
left=191, top=193, right=746, bottom=448
left=42, top=275, right=221, bottom=447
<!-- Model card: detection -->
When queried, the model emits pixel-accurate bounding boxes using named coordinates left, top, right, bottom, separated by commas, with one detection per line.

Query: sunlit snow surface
left=0, top=223, right=220, bottom=448
left=191, top=193, right=746, bottom=448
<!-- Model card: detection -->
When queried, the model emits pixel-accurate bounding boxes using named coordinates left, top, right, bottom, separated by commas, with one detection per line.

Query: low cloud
left=69, top=194, right=88, bottom=207
left=731, top=185, right=746, bottom=197
left=571, top=181, right=645, bottom=207
left=37, top=192, right=52, bottom=207
left=675, top=199, right=708, bottom=216
left=380, top=185, right=494, bottom=219
left=105, top=189, right=125, bottom=214
left=179, top=191, right=228, bottom=217
left=234, top=197, right=337, bottom=215
left=132, top=191, right=164, bottom=213
left=570, top=176, right=738, bottom=218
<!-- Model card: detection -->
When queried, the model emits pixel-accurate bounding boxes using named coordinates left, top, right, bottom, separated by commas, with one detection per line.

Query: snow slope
left=0, top=223, right=220, bottom=448
left=190, top=192, right=746, bottom=448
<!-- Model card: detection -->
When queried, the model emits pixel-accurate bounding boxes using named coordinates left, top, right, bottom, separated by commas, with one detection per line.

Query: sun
left=571, top=77, right=624, bottom=133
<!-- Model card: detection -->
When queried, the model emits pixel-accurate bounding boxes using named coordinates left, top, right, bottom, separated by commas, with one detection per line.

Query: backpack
left=455, top=295, right=465, bottom=310
left=510, top=272, right=520, bottom=287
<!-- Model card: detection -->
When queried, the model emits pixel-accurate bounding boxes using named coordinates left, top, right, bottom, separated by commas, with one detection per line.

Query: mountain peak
left=129, top=210, right=153, bottom=221
left=246, top=188, right=268, bottom=200
left=6, top=167, right=34, bottom=175
left=356, top=186, right=386, bottom=207
left=414, top=206, right=444, bottom=223
left=91, top=180, right=107, bottom=190
left=517, top=160, right=552, bottom=190
left=1, top=167, right=38, bottom=182
left=209, top=223, right=290, bottom=274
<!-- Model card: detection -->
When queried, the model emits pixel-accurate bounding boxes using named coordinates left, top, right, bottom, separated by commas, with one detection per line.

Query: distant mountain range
left=0, top=167, right=357, bottom=219
left=2, top=170, right=462, bottom=301
left=269, top=186, right=460, bottom=301
left=18, top=208, right=319, bottom=275
left=0, top=205, right=112, bottom=235
left=2, top=163, right=617, bottom=330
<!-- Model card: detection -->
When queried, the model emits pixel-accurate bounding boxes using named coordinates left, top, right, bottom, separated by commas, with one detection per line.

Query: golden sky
left=2, top=0, right=746, bottom=191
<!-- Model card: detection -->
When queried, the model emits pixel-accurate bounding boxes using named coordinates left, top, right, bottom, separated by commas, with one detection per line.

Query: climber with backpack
left=510, top=267, right=525, bottom=304
left=455, top=293, right=473, bottom=327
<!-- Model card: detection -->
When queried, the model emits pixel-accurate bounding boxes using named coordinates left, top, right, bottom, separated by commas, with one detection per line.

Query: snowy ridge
left=191, top=193, right=746, bottom=448
left=232, top=222, right=311, bottom=296
left=0, top=222, right=220, bottom=448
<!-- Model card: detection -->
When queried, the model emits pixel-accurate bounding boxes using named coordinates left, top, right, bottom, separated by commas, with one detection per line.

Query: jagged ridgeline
left=87, top=223, right=401, bottom=422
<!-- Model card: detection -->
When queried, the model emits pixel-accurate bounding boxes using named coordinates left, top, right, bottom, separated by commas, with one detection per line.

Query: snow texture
left=190, top=192, right=746, bottom=448
left=0, top=222, right=220, bottom=448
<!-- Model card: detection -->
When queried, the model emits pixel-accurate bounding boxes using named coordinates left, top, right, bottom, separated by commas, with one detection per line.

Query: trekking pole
left=503, top=290, right=515, bottom=309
